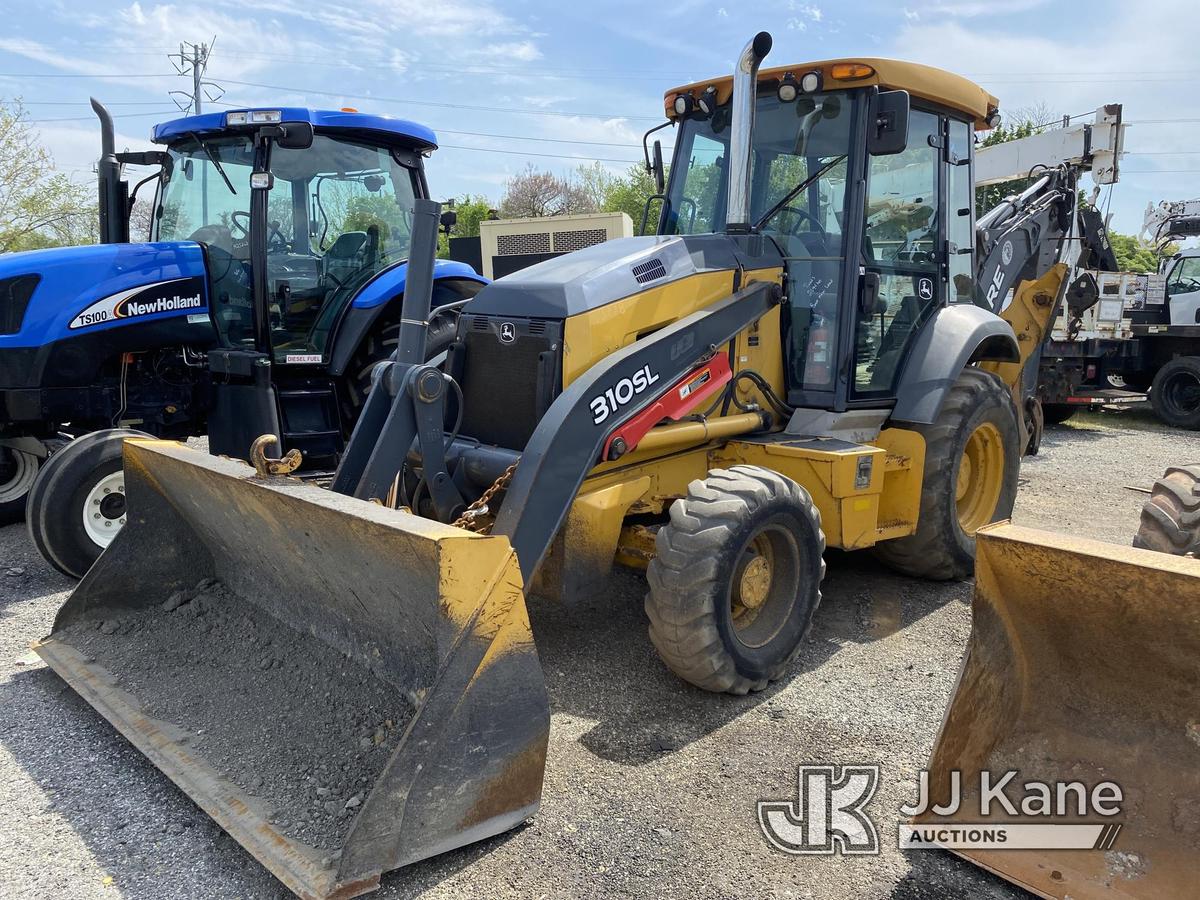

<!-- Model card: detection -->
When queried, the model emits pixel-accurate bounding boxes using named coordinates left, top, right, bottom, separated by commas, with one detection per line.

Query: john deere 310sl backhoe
left=34, top=31, right=1177, bottom=900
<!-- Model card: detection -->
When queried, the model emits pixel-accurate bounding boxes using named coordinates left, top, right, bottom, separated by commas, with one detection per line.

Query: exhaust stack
left=725, top=31, right=772, bottom=232
left=91, top=98, right=129, bottom=245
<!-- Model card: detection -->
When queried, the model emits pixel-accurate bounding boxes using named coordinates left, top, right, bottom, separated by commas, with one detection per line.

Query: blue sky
left=2, top=0, right=1197, bottom=236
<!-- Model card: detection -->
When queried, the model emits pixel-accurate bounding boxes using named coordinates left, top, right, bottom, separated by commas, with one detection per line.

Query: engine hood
left=463, top=233, right=777, bottom=319
left=0, top=241, right=210, bottom=347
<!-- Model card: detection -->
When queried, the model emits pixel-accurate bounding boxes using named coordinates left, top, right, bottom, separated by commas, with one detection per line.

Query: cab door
left=849, top=108, right=976, bottom=405
left=1166, top=255, right=1200, bottom=325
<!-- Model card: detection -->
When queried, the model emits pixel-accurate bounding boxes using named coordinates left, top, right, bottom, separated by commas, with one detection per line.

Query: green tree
left=0, top=98, right=98, bottom=252
left=1108, top=232, right=1179, bottom=273
left=599, top=163, right=662, bottom=235
left=976, top=116, right=1044, bottom=214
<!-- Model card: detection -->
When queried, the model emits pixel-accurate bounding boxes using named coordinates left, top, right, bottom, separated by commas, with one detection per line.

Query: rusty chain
left=451, top=461, right=519, bottom=533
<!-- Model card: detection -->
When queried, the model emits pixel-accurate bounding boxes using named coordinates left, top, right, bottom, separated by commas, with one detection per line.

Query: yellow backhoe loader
left=35, top=32, right=1115, bottom=899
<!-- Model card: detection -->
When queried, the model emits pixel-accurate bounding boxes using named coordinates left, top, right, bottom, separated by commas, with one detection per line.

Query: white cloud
left=787, top=18, right=807, bottom=31
left=717, top=6, right=728, bottom=16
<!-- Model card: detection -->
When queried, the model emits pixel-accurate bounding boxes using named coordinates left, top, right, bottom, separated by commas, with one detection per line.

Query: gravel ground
left=2, top=402, right=1196, bottom=900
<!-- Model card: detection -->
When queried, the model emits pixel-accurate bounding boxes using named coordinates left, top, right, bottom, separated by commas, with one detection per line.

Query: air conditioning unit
left=478, top=212, right=633, bottom=279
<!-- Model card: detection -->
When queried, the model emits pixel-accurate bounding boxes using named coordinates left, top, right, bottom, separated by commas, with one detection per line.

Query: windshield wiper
left=188, top=132, right=237, bottom=196
left=752, top=154, right=846, bottom=231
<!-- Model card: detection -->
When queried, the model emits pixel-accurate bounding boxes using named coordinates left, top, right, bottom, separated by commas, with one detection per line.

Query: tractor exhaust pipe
left=91, top=98, right=129, bottom=245
left=726, top=31, right=772, bottom=233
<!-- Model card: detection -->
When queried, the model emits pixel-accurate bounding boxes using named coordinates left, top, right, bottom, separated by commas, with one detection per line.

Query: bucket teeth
left=35, top=439, right=550, bottom=899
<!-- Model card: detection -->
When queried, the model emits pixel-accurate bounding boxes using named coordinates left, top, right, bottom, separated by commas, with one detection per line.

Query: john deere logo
left=918, top=278, right=934, bottom=301
left=498, top=322, right=517, bottom=344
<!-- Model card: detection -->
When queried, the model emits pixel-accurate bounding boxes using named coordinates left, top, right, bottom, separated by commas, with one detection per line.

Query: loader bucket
left=34, top=440, right=549, bottom=900
left=916, top=523, right=1200, bottom=899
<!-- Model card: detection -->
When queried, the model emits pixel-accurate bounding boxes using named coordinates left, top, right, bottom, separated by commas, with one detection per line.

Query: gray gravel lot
left=2, top=403, right=1196, bottom=900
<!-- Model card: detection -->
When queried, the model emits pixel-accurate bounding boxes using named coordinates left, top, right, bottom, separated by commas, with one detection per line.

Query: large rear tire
left=0, top=445, right=40, bottom=524
left=341, top=311, right=460, bottom=426
left=26, top=429, right=151, bottom=579
left=1150, top=357, right=1200, bottom=429
left=644, top=466, right=825, bottom=694
left=1133, top=465, right=1200, bottom=556
left=874, top=368, right=1020, bottom=581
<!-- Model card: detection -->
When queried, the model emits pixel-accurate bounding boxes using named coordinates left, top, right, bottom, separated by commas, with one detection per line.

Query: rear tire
left=341, top=311, right=460, bottom=427
left=1041, top=403, right=1077, bottom=425
left=0, top=445, right=40, bottom=524
left=874, top=368, right=1020, bottom=581
left=1151, top=357, right=1200, bottom=429
left=644, top=466, right=825, bottom=694
left=1133, top=465, right=1200, bottom=556
left=26, top=429, right=151, bottom=579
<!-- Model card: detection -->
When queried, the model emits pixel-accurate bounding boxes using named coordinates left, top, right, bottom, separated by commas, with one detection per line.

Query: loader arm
left=494, top=279, right=780, bottom=583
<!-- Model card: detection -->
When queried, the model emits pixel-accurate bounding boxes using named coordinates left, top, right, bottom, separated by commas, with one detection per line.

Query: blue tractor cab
left=0, top=101, right=484, bottom=571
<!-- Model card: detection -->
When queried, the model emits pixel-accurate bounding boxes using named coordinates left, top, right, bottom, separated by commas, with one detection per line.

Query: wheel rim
left=1162, top=369, right=1200, bottom=417
left=82, top=470, right=127, bottom=548
left=0, top=447, right=38, bottom=505
left=956, top=422, right=1005, bottom=535
left=729, top=524, right=801, bottom=648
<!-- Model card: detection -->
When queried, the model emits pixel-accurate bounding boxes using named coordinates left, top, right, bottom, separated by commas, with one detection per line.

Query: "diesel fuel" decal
left=69, top=277, right=206, bottom=330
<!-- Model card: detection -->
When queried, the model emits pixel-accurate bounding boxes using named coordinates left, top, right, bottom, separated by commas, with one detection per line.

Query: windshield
left=664, top=90, right=857, bottom=393
left=156, top=132, right=420, bottom=362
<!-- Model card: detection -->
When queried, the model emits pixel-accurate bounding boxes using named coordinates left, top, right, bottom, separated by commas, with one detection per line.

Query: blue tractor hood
left=0, top=241, right=212, bottom=349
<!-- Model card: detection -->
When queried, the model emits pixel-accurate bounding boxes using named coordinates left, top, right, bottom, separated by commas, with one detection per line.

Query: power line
left=214, top=77, right=662, bottom=121
left=20, top=100, right=175, bottom=106
left=0, top=72, right=174, bottom=78
left=438, top=144, right=641, bottom=165
left=26, top=109, right=182, bottom=123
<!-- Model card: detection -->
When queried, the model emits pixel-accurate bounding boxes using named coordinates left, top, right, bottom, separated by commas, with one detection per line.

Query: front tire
left=1151, top=357, right=1200, bottom=429
left=874, top=368, right=1020, bottom=581
left=1133, top=465, right=1200, bottom=556
left=26, top=429, right=150, bottom=579
left=0, top=445, right=40, bottom=524
left=645, top=466, right=825, bottom=694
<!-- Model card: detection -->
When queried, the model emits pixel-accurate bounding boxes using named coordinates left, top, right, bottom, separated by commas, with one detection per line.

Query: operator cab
left=150, top=108, right=435, bottom=366
left=660, top=59, right=997, bottom=411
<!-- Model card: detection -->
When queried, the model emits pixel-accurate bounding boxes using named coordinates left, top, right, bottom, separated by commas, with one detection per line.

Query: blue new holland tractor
left=0, top=101, right=484, bottom=576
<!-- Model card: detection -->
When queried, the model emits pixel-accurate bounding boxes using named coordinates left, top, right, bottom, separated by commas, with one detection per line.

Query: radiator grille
left=458, top=315, right=561, bottom=450
left=552, top=228, right=607, bottom=253
left=497, top=231, right=552, bottom=256
left=0, top=274, right=39, bottom=335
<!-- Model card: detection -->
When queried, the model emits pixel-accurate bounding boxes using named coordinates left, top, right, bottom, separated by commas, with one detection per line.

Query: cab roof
left=152, top=108, right=438, bottom=150
left=664, top=58, right=999, bottom=130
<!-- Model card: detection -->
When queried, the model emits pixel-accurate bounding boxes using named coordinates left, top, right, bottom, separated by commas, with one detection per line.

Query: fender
left=326, top=259, right=486, bottom=376
left=891, top=304, right=1019, bottom=425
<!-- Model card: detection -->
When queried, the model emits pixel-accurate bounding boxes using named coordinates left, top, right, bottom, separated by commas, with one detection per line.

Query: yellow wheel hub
left=732, top=535, right=774, bottom=630
left=956, top=421, right=1004, bottom=535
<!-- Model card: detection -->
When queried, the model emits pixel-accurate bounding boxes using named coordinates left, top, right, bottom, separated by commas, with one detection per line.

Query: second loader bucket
left=34, top=440, right=550, bottom=899
left=917, top=523, right=1200, bottom=899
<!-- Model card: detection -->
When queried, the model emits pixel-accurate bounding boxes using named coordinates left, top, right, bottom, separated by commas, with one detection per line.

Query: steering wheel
left=778, top=206, right=828, bottom=241
left=230, top=210, right=289, bottom=251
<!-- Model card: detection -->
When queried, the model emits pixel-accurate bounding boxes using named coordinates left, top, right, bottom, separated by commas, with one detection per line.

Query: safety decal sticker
left=69, top=277, right=206, bottom=330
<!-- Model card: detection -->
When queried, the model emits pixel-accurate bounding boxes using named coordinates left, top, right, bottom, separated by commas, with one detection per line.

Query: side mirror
left=868, top=90, right=910, bottom=156
left=276, top=121, right=315, bottom=150
left=440, top=209, right=458, bottom=233
left=651, top=140, right=665, bottom=194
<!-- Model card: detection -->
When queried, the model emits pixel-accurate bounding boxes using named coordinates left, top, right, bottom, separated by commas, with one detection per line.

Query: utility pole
left=168, top=38, right=223, bottom=115
left=168, top=39, right=225, bottom=222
